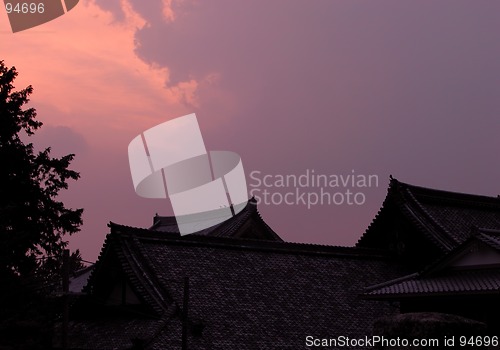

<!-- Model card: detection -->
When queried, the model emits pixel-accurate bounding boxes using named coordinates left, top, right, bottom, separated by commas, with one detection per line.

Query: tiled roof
left=69, top=265, right=94, bottom=294
left=364, top=231, right=500, bottom=299
left=364, top=269, right=500, bottom=298
left=357, top=178, right=500, bottom=251
left=89, top=225, right=171, bottom=315
left=66, top=225, right=406, bottom=350
left=477, top=228, right=500, bottom=250
left=150, top=198, right=283, bottom=241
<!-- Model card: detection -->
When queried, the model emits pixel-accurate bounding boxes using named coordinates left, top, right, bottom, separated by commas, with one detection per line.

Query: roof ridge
left=119, top=234, right=170, bottom=314
left=397, top=180, right=500, bottom=207
left=100, top=222, right=394, bottom=258
left=254, top=206, right=283, bottom=241
left=400, top=186, right=458, bottom=250
left=476, top=231, right=500, bottom=250
left=133, top=233, right=394, bottom=259
left=355, top=178, right=394, bottom=247
left=83, top=225, right=172, bottom=315
left=112, top=221, right=183, bottom=238
left=363, top=269, right=500, bottom=299
left=146, top=200, right=283, bottom=241
left=210, top=201, right=253, bottom=237
left=82, top=227, right=116, bottom=294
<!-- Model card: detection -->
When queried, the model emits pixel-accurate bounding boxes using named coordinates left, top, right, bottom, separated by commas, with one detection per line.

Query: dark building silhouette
left=54, top=178, right=500, bottom=349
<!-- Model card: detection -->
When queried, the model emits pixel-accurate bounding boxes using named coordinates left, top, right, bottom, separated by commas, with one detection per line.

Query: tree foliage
left=0, top=60, right=83, bottom=298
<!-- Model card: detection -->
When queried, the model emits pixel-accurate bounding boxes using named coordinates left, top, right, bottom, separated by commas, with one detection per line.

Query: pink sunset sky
left=1, top=0, right=500, bottom=262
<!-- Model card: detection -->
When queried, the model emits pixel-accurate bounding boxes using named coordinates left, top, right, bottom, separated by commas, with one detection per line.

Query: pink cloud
left=0, top=0, right=206, bottom=260
left=0, top=0, right=201, bottom=146
left=161, top=0, right=176, bottom=22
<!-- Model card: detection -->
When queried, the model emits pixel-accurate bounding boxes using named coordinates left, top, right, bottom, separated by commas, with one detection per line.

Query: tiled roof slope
left=69, top=225, right=407, bottom=350
left=477, top=229, right=500, bottom=250
left=357, top=178, right=500, bottom=251
left=69, top=265, right=94, bottom=294
left=363, top=231, right=500, bottom=299
left=150, top=198, right=283, bottom=241
left=364, top=269, right=500, bottom=298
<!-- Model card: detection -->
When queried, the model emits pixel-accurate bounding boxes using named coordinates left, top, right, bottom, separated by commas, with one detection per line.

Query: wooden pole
left=62, top=249, right=70, bottom=350
left=181, top=276, right=189, bottom=350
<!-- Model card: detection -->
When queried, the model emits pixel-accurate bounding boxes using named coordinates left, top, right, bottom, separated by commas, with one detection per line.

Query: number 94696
left=459, top=336, right=498, bottom=347
left=5, top=2, right=45, bottom=14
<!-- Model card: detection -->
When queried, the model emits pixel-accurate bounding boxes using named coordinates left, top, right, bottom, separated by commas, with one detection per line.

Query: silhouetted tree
left=0, top=60, right=83, bottom=311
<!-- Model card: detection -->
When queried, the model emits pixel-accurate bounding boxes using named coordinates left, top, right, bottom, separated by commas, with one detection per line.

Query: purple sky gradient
left=2, top=0, right=500, bottom=261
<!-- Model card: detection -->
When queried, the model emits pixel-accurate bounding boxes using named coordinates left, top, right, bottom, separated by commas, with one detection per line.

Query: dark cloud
left=118, top=0, right=500, bottom=247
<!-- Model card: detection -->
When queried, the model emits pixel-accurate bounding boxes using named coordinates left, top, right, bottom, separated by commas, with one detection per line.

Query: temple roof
left=68, top=221, right=405, bottom=349
left=364, top=269, right=500, bottom=299
left=363, top=229, right=500, bottom=299
left=149, top=198, right=283, bottom=241
left=357, top=178, right=500, bottom=252
left=55, top=179, right=500, bottom=348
